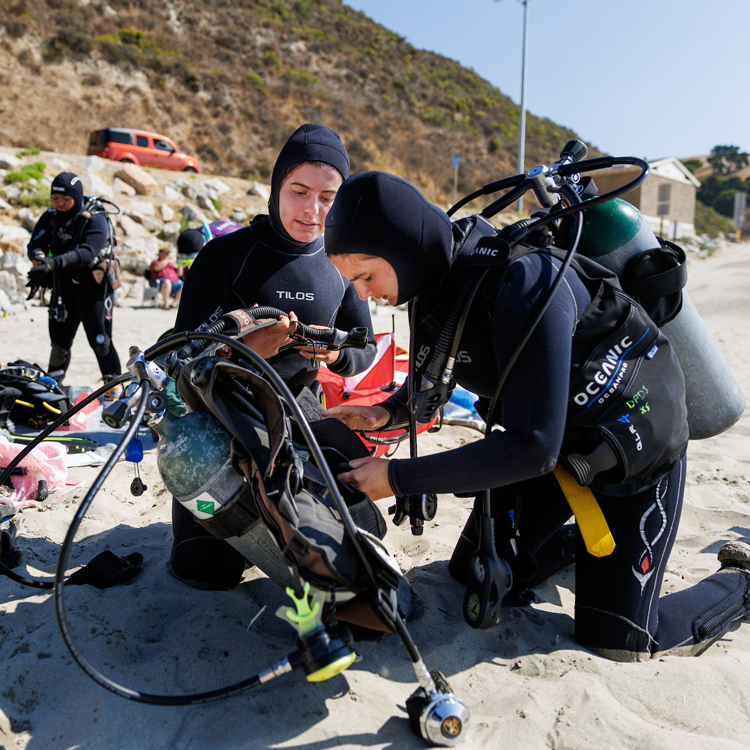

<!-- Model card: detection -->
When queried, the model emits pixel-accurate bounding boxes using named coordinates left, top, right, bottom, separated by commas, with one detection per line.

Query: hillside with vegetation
left=0, top=0, right=595, bottom=207
left=682, top=146, right=750, bottom=235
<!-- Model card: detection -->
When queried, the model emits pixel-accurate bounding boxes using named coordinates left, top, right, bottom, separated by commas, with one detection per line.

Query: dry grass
left=0, top=0, right=595, bottom=207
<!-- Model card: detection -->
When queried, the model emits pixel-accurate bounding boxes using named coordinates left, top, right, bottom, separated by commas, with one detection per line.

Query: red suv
left=87, top=128, right=203, bottom=173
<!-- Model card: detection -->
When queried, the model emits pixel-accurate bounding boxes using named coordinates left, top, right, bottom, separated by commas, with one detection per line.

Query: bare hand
left=322, top=404, right=390, bottom=431
left=241, top=311, right=298, bottom=359
left=295, top=324, right=340, bottom=364
left=338, top=456, right=393, bottom=501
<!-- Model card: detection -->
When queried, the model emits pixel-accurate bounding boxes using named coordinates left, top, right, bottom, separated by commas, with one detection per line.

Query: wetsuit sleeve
left=326, top=280, right=377, bottom=377
left=174, top=238, right=232, bottom=333
left=27, top=212, right=53, bottom=260
left=388, top=254, right=584, bottom=497
left=64, top=213, right=109, bottom=268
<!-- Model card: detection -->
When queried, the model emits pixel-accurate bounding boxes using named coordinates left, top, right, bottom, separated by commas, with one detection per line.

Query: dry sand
left=1, top=244, right=749, bottom=750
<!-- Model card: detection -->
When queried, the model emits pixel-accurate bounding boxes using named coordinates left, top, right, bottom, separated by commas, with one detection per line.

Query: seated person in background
left=149, top=247, right=183, bottom=309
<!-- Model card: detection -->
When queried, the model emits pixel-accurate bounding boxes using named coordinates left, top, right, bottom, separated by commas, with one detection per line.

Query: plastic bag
left=68, top=394, right=103, bottom=431
left=0, top=435, right=67, bottom=500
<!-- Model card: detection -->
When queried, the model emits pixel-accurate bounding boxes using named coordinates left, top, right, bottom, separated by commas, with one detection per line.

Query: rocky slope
left=0, top=147, right=272, bottom=312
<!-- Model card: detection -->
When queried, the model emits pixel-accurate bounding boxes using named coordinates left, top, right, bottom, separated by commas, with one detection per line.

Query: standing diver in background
left=322, top=170, right=750, bottom=662
left=26, top=172, right=121, bottom=389
left=170, top=124, right=377, bottom=589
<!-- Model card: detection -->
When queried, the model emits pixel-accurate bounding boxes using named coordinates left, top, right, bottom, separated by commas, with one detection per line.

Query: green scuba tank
left=578, top=198, right=745, bottom=440
left=152, top=409, right=293, bottom=587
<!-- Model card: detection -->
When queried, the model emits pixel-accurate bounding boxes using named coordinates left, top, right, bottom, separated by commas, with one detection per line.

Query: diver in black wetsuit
left=322, top=170, right=750, bottom=662
left=26, top=172, right=121, bottom=386
left=170, top=124, right=377, bottom=589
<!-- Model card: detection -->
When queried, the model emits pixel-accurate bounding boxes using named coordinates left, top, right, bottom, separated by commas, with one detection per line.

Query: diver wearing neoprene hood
left=27, top=171, right=121, bottom=385
left=323, top=170, right=750, bottom=662
left=170, top=125, right=377, bottom=589
left=174, top=124, right=376, bottom=388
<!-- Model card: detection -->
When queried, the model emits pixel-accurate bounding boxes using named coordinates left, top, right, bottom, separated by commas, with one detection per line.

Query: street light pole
left=495, top=0, right=531, bottom=214
left=516, top=0, right=530, bottom=214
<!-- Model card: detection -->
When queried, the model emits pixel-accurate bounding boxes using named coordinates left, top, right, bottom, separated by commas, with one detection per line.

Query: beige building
left=590, top=157, right=700, bottom=239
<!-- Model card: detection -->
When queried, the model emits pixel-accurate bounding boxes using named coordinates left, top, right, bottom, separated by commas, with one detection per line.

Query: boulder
left=129, top=212, right=162, bottom=233
left=130, top=199, right=155, bottom=216
left=197, top=194, right=219, bottom=218
left=202, top=177, right=231, bottom=196
left=0, top=225, right=31, bottom=242
left=0, top=197, right=11, bottom=211
left=181, top=204, right=210, bottom=224
left=47, top=157, right=71, bottom=172
left=119, top=237, right=163, bottom=274
left=248, top=180, right=270, bottom=201
left=83, top=155, right=107, bottom=173
left=1, top=251, right=31, bottom=276
left=161, top=221, right=182, bottom=240
left=82, top=173, right=114, bottom=199
left=0, top=154, right=22, bottom=170
left=113, top=177, right=137, bottom=196
left=163, top=184, right=182, bottom=201
left=118, top=214, right=152, bottom=239
left=159, top=204, right=175, bottom=222
left=181, top=184, right=198, bottom=200
left=0, top=288, right=11, bottom=311
left=230, top=208, right=248, bottom=223
left=4, top=186, right=23, bottom=201
left=115, top=164, right=158, bottom=196
left=0, top=270, right=18, bottom=297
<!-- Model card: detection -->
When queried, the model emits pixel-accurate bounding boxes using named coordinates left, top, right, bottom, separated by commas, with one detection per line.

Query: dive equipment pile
left=0, top=309, right=469, bottom=747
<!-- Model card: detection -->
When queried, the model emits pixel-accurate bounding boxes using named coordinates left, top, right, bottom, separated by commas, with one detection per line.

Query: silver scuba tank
left=577, top=198, right=745, bottom=439
left=151, top=409, right=294, bottom=588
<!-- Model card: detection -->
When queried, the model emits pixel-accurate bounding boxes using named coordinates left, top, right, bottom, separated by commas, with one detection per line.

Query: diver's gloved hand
left=27, top=256, right=58, bottom=283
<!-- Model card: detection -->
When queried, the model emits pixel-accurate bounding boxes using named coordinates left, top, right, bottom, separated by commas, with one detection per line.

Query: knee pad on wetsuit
left=49, top=344, right=71, bottom=380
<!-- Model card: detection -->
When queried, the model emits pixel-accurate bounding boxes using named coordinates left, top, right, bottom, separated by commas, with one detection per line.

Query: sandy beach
left=1, top=243, right=749, bottom=750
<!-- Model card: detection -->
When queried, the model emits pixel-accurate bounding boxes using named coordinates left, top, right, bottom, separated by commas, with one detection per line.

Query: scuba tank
left=577, top=198, right=745, bottom=440
left=151, top=408, right=294, bottom=588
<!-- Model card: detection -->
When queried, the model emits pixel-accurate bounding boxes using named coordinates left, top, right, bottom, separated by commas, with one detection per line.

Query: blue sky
left=346, top=0, right=749, bottom=162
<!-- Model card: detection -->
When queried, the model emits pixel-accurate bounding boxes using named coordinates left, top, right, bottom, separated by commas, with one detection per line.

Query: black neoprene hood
left=267, top=123, right=350, bottom=247
left=177, top=228, right=205, bottom=256
left=50, top=171, right=84, bottom=217
left=324, top=171, right=454, bottom=305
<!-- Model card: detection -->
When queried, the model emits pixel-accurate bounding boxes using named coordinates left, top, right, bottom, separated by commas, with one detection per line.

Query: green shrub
left=16, top=146, right=41, bottom=157
left=17, top=186, right=51, bottom=209
left=6, top=161, right=46, bottom=184
left=212, top=198, right=222, bottom=212
left=263, top=49, right=283, bottom=72
left=285, top=69, right=318, bottom=86
left=694, top=200, right=736, bottom=238
left=681, top=158, right=703, bottom=175
left=246, top=72, right=267, bottom=94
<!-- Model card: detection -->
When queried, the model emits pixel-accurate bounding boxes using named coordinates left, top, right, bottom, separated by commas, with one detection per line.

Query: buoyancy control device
left=0, top=308, right=470, bottom=747
left=575, top=197, right=745, bottom=439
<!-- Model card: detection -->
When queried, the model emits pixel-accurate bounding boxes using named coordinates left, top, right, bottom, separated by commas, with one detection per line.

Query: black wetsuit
left=173, top=217, right=376, bottom=386
left=324, top=170, right=750, bottom=661
left=27, top=207, right=121, bottom=380
left=402, top=245, right=749, bottom=659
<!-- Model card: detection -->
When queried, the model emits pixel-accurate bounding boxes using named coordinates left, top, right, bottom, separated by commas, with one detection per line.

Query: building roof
left=648, top=157, right=701, bottom=188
